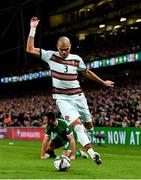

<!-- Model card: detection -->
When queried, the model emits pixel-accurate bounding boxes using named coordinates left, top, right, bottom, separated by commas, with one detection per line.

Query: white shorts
left=56, top=96, right=92, bottom=125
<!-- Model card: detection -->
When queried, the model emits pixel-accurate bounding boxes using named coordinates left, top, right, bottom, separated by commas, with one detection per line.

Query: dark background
left=0, top=0, right=141, bottom=79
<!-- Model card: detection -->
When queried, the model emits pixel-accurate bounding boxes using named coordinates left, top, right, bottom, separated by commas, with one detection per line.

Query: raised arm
left=26, top=17, right=41, bottom=57
left=82, top=69, right=114, bottom=88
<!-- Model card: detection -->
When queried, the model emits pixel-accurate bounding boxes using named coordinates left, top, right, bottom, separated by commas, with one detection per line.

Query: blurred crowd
left=82, top=39, right=141, bottom=62
left=85, top=79, right=141, bottom=128
left=80, top=30, right=141, bottom=62
left=0, top=77, right=141, bottom=128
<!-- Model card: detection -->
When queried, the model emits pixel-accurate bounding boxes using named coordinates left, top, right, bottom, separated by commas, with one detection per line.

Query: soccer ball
left=54, top=155, right=71, bottom=171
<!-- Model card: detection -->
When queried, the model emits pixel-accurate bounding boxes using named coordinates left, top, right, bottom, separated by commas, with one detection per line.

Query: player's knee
left=71, top=118, right=82, bottom=128
left=74, top=124, right=84, bottom=134
left=46, top=143, right=54, bottom=152
left=85, top=122, right=93, bottom=130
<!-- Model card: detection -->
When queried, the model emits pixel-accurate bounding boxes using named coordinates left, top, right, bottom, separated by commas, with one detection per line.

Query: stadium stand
left=0, top=0, right=141, bottom=128
left=0, top=75, right=141, bottom=128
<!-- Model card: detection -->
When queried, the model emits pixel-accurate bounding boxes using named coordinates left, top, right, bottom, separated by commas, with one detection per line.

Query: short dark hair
left=45, top=112, right=56, bottom=121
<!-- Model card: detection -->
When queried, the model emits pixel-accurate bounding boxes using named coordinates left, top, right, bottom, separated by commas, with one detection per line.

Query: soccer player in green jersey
left=40, top=112, right=88, bottom=160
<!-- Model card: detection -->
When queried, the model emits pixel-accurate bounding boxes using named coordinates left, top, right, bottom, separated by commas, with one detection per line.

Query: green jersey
left=45, top=118, right=75, bottom=144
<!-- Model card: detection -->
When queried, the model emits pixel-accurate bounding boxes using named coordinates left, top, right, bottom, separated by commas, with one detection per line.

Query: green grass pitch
left=0, top=139, right=141, bottom=179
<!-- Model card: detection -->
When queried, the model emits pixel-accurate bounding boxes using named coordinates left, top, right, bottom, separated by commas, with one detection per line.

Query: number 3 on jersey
left=64, top=65, right=68, bottom=73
